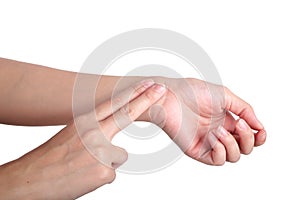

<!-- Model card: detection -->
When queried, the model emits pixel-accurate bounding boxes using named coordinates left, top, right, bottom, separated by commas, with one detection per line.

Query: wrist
left=137, top=76, right=178, bottom=124
left=95, top=75, right=178, bottom=124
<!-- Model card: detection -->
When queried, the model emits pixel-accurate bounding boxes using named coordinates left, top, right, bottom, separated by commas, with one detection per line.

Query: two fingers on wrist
left=81, top=79, right=166, bottom=169
left=97, top=79, right=166, bottom=141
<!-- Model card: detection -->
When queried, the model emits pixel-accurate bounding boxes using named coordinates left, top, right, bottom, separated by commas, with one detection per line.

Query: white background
left=1, top=0, right=299, bottom=199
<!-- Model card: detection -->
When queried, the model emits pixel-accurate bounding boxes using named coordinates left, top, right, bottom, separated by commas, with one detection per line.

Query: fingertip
left=254, top=129, right=267, bottom=146
left=111, top=153, right=128, bottom=169
left=152, top=83, right=167, bottom=94
left=211, top=142, right=226, bottom=166
left=140, top=79, right=155, bottom=88
left=111, top=145, right=128, bottom=169
left=235, top=118, right=255, bottom=155
left=239, top=114, right=264, bottom=132
left=144, top=83, right=167, bottom=102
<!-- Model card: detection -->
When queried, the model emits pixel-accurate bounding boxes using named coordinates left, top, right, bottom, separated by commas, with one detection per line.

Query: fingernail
left=217, top=126, right=228, bottom=137
left=140, top=79, right=155, bottom=88
left=153, top=83, right=166, bottom=93
left=238, top=119, right=248, bottom=130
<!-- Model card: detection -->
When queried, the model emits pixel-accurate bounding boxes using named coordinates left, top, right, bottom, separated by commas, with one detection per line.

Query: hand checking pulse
left=0, top=80, right=166, bottom=200
left=0, top=58, right=267, bottom=200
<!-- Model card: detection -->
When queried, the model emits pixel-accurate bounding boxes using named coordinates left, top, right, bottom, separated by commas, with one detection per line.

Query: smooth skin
left=0, top=79, right=167, bottom=199
left=0, top=58, right=266, bottom=164
left=0, top=58, right=266, bottom=197
left=147, top=78, right=267, bottom=165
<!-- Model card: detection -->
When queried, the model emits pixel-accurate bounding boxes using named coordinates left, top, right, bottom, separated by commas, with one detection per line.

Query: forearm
left=0, top=58, right=77, bottom=125
left=0, top=58, right=167, bottom=125
left=0, top=159, right=31, bottom=200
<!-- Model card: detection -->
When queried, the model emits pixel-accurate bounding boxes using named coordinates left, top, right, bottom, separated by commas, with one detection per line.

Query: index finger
left=99, top=83, right=167, bottom=141
left=95, top=79, right=155, bottom=121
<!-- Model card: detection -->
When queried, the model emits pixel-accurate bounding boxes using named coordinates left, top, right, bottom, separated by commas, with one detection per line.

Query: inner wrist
left=136, top=76, right=176, bottom=123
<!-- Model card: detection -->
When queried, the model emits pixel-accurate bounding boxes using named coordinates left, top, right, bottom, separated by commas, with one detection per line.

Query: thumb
left=224, top=87, right=264, bottom=130
left=110, top=145, right=128, bottom=169
left=80, top=128, right=127, bottom=169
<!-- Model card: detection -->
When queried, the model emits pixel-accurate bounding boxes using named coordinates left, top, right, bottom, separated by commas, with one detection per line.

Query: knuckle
left=245, top=102, right=253, bottom=112
left=112, top=96, right=123, bottom=107
left=240, top=130, right=254, bottom=142
left=115, top=147, right=128, bottom=164
left=145, top=91, right=155, bottom=101
left=82, top=129, right=101, bottom=145
left=106, top=169, right=116, bottom=183
left=108, top=146, right=128, bottom=169
left=120, top=105, right=135, bottom=119
left=245, top=131, right=254, bottom=141
left=95, top=166, right=116, bottom=183
left=240, top=102, right=253, bottom=116
left=132, top=84, right=145, bottom=95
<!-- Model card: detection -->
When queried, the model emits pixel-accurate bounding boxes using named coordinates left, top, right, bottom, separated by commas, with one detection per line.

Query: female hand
left=147, top=78, right=266, bottom=165
left=0, top=79, right=166, bottom=200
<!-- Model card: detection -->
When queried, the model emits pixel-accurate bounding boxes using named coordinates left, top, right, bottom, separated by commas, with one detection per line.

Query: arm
left=0, top=80, right=166, bottom=199
left=0, top=58, right=266, bottom=165
left=0, top=58, right=143, bottom=125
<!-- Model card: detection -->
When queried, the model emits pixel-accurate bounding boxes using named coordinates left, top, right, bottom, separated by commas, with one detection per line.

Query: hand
left=148, top=78, right=266, bottom=165
left=0, top=79, right=166, bottom=200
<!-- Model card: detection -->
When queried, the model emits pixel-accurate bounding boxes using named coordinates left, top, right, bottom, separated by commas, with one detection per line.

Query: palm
left=153, top=78, right=265, bottom=165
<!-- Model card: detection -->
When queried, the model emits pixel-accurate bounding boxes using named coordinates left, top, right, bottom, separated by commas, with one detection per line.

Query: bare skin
left=0, top=58, right=266, bottom=198
left=0, top=79, right=167, bottom=199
